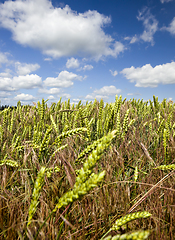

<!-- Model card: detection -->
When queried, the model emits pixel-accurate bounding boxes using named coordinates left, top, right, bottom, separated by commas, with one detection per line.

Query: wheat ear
left=103, top=230, right=150, bottom=240
left=27, top=166, right=46, bottom=226
left=101, top=211, right=151, bottom=240
left=154, top=164, right=175, bottom=170
left=53, top=130, right=116, bottom=211
left=110, top=211, right=151, bottom=231
left=53, top=127, right=87, bottom=146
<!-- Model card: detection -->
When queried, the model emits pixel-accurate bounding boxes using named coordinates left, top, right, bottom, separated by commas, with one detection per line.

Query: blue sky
left=0, top=0, right=175, bottom=106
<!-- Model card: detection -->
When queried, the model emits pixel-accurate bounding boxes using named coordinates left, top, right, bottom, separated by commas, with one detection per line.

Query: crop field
left=0, top=95, right=175, bottom=239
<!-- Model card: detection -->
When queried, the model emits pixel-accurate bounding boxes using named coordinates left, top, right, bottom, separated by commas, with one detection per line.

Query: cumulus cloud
left=15, top=62, right=40, bottom=75
left=0, top=77, right=15, bottom=91
left=109, top=70, right=118, bottom=76
left=14, top=93, right=36, bottom=101
left=85, top=85, right=121, bottom=100
left=121, top=62, right=175, bottom=87
left=43, top=70, right=82, bottom=88
left=38, top=88, right=61, bottom=94
left=0, top=74, right=42, bottom=91
left=85, top=94, right=108, bottom=100
left=127, top=92, right=141, bottom=96
left=94, top=85, right=121, bottom=95
left=48, top=95, right=55, bottom=100
left=73, top=98, right=81, bottom=102
left=0, top=91, right=12, bottom=98
left=13, top=74, right=42, bottom=89
left=0, top=69, right=12, bottom=78
left=0, top=0, right=125, bottom=60
left=66, top=58, right=80, bottom=68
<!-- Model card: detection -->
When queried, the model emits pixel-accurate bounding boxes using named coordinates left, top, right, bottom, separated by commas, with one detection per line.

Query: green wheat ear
left=154, top=164, right=175, bottom=170
left=27, top=166, right=46, bottom=227
left=53, top=130, right=116, bottom=211
left=0, top=154, right=19, bottom=167
left=101, top=211, right=151, bottom=240
left=110, top=211, right=151, bottom=231
left=103, top=230, right=150, bottom=240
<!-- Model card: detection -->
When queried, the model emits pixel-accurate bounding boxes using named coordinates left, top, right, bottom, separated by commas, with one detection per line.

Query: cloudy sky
left=0, top=0, right=175, bottom=106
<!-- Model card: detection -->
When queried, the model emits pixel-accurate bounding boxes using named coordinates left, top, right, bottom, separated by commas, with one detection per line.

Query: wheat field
left=0, top=96, right=175, bottom=239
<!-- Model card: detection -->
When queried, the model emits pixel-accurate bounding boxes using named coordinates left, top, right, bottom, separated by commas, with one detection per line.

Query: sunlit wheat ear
left=54, top=171, right=105, bottom=211
left=53, top=127, right=87, bottom=146
left=154, top=164, right=175, bottom=170
left=53, top=130, right=116, bottom=211
left=121, top=109, right=129, bottom=139
left=110, top=211, right=151, bottom=231
left=103, top=230, right=150, bottom=240
left=46, top=166, right=60, bottom=178
left=27, top=166, right=46, bottom=227
left=75, top=130, right=117, bottom=184
left=38, top=126, right=52, bottom=160
left=0, top=154, right=19, bottom=167
left=50, top=114, right=59, bottom=134
left=49, top=144, right=68, bottom=162
left=76, top=137, right=103, bottom=162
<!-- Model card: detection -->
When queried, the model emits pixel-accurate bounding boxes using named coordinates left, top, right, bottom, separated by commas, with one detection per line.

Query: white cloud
left=125, top=8, right=158, bottom=46
left=15, top=62, right=40, bottom=75
left=0, top=74, right=42, bottom=91
left=0, top=77, right=15, bottom=91
left=127, top=93, right=141, bottom=96
left=66, top=58, right=80, bottom=68
left=78, top=64, right=93, bottom=71
left=161, top=17, right=175, bottom=35
left=94, top=85, right=121, bottom=95
left=38, top=88, right=61, bottom=94
left=0, top=91, right=11, bottom=98
left=44, top=58, right=52, bottom=61
left=85, top=94, right=94, bottom=99
left=130, top=35, right=139, bottom=44
left=109, top=70, right=118, bottom=76
left=73, top=98, right=81, bottom=102
left=0, top=69, right=12, bottom=78
left=85, top=85, right=121, bottom=100
left=13, top=74, right=42, bottom=89
left=121, top=62, right=175, bottom=87
left=43, top=70, right=82, bottom=88
left=137, top=7, right=158, bottom=46
left=48, top=95, right=55, bottom=100
left=61, top=93, right=71, bottom=99
left=82, top=65, right=93, bottom=71
left=14, top=93, right=36, bottom=101
left=0, top=0, right=125, bottom=60
left=160, top=0, right=172, bottom=3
